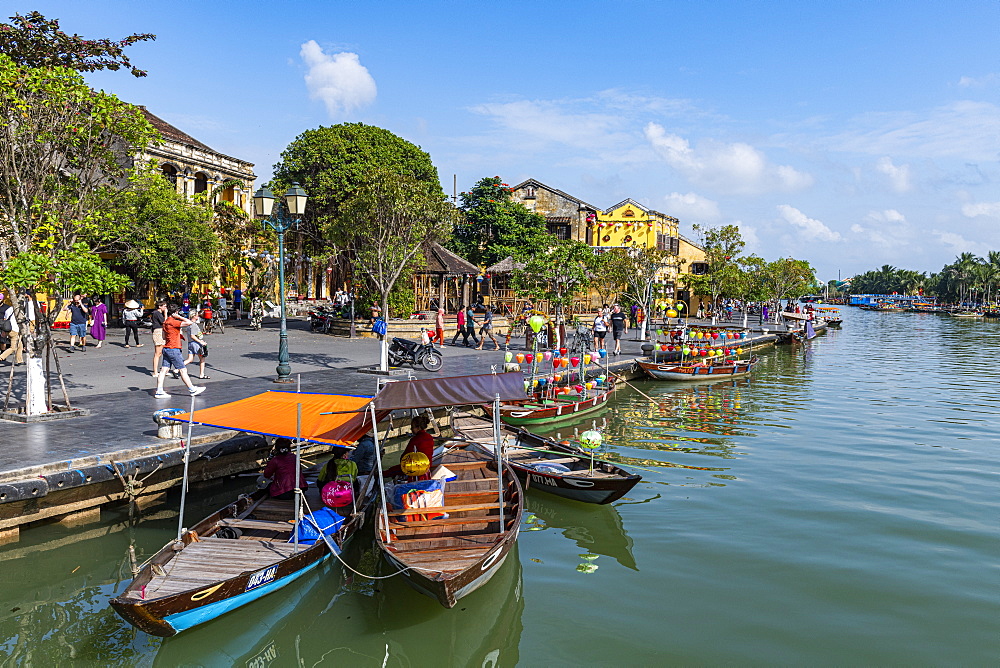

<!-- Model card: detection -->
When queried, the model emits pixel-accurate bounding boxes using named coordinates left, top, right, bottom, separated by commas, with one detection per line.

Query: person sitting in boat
left=384, top=414, right=436, bottom=478
left=349, top=431, right=379, bottom=475
left=261, top=438, right=308, bottom=500
left=318, top=447, right=358, bottom=489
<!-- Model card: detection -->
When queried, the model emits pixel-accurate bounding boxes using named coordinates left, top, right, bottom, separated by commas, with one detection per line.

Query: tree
left=613, top=246, right=675, bottom=339
left=512, top=240, right=593, bottom=338
left=685, top=224, right=746, bottom=321
left=585, top=249, right=629, bottom=307
left=0, top=55, right=158, bottom=413
left=449, top=176, right=554, bottom=267
left=97, top=169, right=219, bottom=295
left=761, top=258, right=816, bottom=308
left=340, top=169, right=459, bottom=370
left=0, top=11, right=155, bottom=77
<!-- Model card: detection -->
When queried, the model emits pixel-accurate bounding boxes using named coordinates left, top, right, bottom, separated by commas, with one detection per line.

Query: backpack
left=0, top=306, right=12, bottom=333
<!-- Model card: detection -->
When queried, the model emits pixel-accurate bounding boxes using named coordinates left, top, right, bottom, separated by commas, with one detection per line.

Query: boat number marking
left=530, top=474, right=557, bottom=487
left=245, top=565, right=278, bottom=592
left=246, top=641, right=278, bottom=668
left=190, top=583, right=223, bottom=601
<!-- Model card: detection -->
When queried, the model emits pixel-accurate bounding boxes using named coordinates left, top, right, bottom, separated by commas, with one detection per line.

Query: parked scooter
left=387, top=331, right=443, bottom=371
left=309, top=306, right=337, bottom=333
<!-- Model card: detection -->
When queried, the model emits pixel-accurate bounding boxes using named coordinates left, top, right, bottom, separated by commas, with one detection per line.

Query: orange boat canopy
left=168, top=391, right=376, bottom=446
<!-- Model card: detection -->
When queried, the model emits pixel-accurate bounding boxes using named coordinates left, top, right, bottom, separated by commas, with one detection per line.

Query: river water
left=1, top=307, right=997, bottom=666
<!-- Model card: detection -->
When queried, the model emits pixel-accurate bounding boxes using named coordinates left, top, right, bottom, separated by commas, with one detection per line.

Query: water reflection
left=523, top=494, right=637, bottom=571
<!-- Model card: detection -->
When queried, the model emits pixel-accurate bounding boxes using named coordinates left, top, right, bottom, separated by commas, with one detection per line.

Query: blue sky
left=25, top=1, right=1000, bottom=281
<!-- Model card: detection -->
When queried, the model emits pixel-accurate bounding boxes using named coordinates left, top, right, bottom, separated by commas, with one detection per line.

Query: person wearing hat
left=122, top=299, right=144, bottom=348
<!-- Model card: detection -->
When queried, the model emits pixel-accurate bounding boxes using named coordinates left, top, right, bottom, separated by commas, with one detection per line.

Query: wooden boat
left=637, top=355, right=758, bottom=381
left=949, top=310, right=984, bottom=317
left=451, top=409, right=641, bottom=505
left=110, top=390, right=381, bottom=637
left=492, top=384, right=614, bottom=426
left=111, top=483, right=370, bottom=637
left=814, top=306, right=842, bottom=327
left=375, top=441, right=523, bottom=608
left=369, top=371, right=528, bottom=608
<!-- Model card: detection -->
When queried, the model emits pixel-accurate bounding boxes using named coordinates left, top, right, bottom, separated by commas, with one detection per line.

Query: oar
left=503, top=442, right=662, bottom=474
left=606, top=370, right=661, bottom=405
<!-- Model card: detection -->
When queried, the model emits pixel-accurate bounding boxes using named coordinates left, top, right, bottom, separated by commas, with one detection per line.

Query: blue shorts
left=161, top=347, right=187, bottom=370
left=70, top=322, right=87, bottom=337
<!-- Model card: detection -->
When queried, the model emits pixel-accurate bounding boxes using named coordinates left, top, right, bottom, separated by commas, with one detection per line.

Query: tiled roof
left=140, top=107, right=215, bottom=153
left=422, top=242, right=479, bottom=275
left=512, top=178, right=600, bottom=211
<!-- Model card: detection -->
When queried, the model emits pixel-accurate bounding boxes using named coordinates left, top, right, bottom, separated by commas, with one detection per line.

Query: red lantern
left=559, top=347, right=568, bottom=355
left=552, top=357, right=560, bottom=368
left=660, top=344, right=667, bottom=351
left=700, top=349, right=708, bottom=357
left=570, top=356, right=580, bottom=367
left=711, top=332, right=719, bottom=340
left=525, top=353, right=534, bottom=363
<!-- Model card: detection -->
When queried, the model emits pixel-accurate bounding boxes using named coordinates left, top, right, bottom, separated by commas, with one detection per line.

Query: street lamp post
left=253, top=183, right=308, bottom=384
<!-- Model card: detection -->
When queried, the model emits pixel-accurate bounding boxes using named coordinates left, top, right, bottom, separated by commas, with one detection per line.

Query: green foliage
left=584, top=249, right=629, bottom=306
left=449, top=176, right=554, bottom=266
left=760, top=257, right=816, bottom=301
left=0, top=11, right=155, bottom=77
left=849, top=251, right=1000, bottom=304
left=340, top=169, right=458, bottom=319
left=271, top=123, right=443, bottom=246
left=0, top=243, right=129, bottom=295
left=685, top=224, right=746, bottom=305
left=98, top=169, right=218, bottom=289
left=512, top=240, right=593, bottom=313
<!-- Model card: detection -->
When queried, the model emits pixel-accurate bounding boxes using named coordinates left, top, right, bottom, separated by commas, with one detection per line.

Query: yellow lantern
left=583, top=354, right=592, bottom=365
left=666, top=309, right=678, bottom=318
left=400, top=452, right=431, bottom=477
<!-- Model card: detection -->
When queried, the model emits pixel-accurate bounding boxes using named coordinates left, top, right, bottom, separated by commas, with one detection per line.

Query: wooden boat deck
left=139, top=538, right=299, bottom=599
left=382, top=447, right=513, bottom=575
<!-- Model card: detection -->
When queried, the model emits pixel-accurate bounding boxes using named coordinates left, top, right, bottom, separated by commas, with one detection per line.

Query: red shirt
left=163, top=316, right=184, bottom=349
left=404, top=431, right=435, bottom=461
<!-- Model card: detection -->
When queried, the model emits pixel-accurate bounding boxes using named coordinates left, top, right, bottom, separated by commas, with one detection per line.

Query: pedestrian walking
left=90, top=299, right=108, bottom=349
left=122, top=299, right=144, bottom=348
left=233, top=287, right=243, bottom=319
left=609, top=304, right=628, bottom=355
left=150, top=300, right=167, bottom=372
left=451, top=305, right=467, bottom=346
left=475, top=306, right=500, bottom=350
left=432, top=308, right=446, bottom=344
left=593, top=310, right=609, bottom=350
left=64, top=294, right=90, bottom=349
left=183, top=312, right=210, bottom=379
left=464, top=304, right=480, bottom=347
left=0, top=294, right=23, bottom=365
left=154, top=304, right=205, bottom=398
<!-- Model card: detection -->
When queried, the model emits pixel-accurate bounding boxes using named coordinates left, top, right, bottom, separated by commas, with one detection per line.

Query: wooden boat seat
left=142, top=540, right=299, bottom=598
left=217, top=518, right=294, bottom=532
left=387, top=515, right=502, bottom=530
left=385, top=501, right=510, bottom=516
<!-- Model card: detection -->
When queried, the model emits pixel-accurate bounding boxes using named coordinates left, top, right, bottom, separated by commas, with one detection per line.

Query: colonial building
left=138, top=108, right=256, bottom=213
left=510, top=179, right=599, bottom=243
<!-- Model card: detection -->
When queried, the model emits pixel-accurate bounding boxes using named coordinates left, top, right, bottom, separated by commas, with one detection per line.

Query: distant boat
left=637, top=356, right=758, bottom=380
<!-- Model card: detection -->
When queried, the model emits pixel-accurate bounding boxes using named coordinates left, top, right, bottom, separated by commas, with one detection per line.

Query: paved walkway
left=0, top=313, right=783, bottom=475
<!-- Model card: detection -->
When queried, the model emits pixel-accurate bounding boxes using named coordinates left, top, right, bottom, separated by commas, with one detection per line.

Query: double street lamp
left=253, top=182, right=308, bottom=384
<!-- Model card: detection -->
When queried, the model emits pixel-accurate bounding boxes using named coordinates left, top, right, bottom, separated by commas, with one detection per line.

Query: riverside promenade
left=0, top=313, right=788, bottom=541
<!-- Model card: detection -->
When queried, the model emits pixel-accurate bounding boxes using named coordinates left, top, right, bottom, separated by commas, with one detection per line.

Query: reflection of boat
left=372, top=373, right=526, bottom=609
left=492, top=384, right=615, bottom=425
left=452, top=410, right=641, bottom=505
left=110, top=391, right=380, bottom=637
left=637, top=356, right=757, bottom=381
left=525, top=492, right=638, bottom=571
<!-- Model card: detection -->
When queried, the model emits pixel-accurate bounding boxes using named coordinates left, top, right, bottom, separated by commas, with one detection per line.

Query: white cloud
left=662, top=192, right=721, bottom=223
left=933, top=230, right=989, bottom=255
left=961, top=201, right=1000, bottom=218
left=850, top=209, right=911, bottom=247
left=470, top=100, right=623, bottom=148
left=957, top=73, right=999, bottom=88
left=776, top=204, right=842, bottom=242
left=300, top=40, right=376, bottom=118
left=875, top=156, right=913, bottom=193
left=644, top=123, right=813, bottom=195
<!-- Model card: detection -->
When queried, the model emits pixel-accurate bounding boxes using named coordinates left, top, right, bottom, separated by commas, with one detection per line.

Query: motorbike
left=308, top=307, right=337, bottom=333
left=387, top=334, right=443, bottom=372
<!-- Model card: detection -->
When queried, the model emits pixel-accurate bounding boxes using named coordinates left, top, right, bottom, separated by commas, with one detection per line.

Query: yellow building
left=592, top=198, right=679, bottom=252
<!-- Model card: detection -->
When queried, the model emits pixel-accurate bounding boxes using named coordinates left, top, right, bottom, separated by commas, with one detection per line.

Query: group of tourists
left=592, top=304, right=629, bottom=355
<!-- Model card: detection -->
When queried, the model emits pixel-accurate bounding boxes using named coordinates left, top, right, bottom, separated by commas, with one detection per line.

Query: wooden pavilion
left=413, top=242, right=480, bottom=312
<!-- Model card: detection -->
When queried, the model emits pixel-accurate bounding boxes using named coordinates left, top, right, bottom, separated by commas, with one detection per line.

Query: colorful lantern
left=505, top=351, right=513, bottom=363
left=570, top=356, right=580, bottom=367
left=661, top=344, right=668, bottom=351
left=700, top=349, right=708, bottom=357
left=559, top=347, right=568, bottom=355
left=584, top=354, right=592, bottom=365
left=322, top=481, right=353, bottom=508
left=579, top=430, right=603, bottom=449
left=525, top=353, right=534, bottom=363
left=585, top=382, right=594, bottom=390
left=666, top=309, right=678, bottom=318
left=400, top=452, right=431, bottom=477
left=683, top=346, right=691, bottom=355
left=515, top=353, right=525, bottom=364
left=599, top=349, right=607, bottom=358
left=528, top=314, right=546, bottom=333
left=543, top=351, right=552, bottom=361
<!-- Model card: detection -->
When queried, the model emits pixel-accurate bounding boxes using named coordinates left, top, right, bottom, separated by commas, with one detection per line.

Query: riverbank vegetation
left=846, top=252, right=1000, bottom=303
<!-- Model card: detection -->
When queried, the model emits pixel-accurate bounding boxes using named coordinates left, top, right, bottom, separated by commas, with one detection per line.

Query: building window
left=523, top=185, right=536, bottom=199
left=193, top=172, right=208, bottom=195
left=690, top=262, right=709, bottom=275
left=548, top=223, right=571, bottom=240
left=161, top=164, right=178, bottom=187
